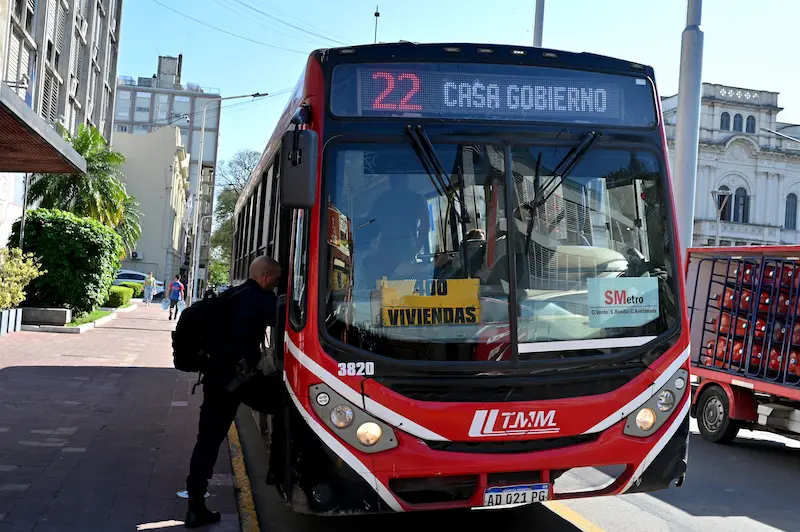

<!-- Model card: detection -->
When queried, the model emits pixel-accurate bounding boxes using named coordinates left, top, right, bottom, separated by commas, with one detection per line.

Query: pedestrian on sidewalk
left=143, top=272, right=156, bottom=306
left=184, top=256, right=283, bottom=528
left=167, top=275, right=185, bottom=321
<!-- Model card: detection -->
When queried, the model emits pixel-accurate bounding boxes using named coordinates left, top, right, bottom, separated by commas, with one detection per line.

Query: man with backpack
left=176, top=256, right=283, bottom=528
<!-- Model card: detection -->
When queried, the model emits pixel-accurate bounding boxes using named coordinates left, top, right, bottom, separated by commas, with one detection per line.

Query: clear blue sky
left=118, top=0, right=800, bottom=163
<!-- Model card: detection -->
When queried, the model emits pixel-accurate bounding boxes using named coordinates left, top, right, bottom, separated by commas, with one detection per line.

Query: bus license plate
left=483, top=484, right=549, bottom=508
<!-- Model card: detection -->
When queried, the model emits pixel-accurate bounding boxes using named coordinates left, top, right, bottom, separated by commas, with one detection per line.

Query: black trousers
left=186, top=372, right=282, bottom=498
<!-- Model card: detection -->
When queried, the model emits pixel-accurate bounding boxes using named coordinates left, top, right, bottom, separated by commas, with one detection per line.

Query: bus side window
left=289, top=209, right=310, bottom=331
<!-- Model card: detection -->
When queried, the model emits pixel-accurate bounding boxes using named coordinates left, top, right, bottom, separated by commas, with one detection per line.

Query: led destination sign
left=330, top=62, right=657, bottom=127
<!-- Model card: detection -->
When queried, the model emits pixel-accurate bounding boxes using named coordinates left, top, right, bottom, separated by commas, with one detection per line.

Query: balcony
left=693, top=219, right=782, bottom=246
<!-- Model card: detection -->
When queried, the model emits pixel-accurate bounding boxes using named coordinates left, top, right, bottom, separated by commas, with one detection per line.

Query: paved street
left=0, top=305, right=240, bottom=532
left=243, top=408, right=800, bottom=532
left=2, top=304, right=799, bottom=532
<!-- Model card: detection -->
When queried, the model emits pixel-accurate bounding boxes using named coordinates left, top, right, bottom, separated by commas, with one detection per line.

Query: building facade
left=1, top=0, right=114, bottom=246
left=663, top=83, right=800, bottom=247
left=113, top=55, right=221, bottom=281
left=4, top=0, right=123, bottom=138
left=112, top=126, right=190, bottom=286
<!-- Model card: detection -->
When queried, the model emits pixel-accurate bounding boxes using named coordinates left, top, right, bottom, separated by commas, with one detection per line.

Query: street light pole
left=711, top=189, right=731, bottom=246
left=673, top=0, right=704, bottom=259
left=533, top=0, right=545, bottom=47
left=187, top=91, right=268, bottom=305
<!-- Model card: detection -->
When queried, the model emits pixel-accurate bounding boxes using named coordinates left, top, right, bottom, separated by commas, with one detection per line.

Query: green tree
left=208, top=260, right=229, bottom=287
left=210, top=188, right=238, bottom=263
left=211, top=149, right=260, bottom=265
left=9, top=209, right=123, bottom=314
left=28, top=124, right=128, bottom=227
left=116, top=194, right=143, bottom=255
left=0, top=247, right=44, bottom=309
left=216, top=148, right=260, bottom=195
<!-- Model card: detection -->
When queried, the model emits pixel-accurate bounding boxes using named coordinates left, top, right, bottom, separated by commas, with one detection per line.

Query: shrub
left=9, top=209, right=123, bottom=314
left=0, top=248, right=45, bottom=309
left=119, top=281, right=144, bottom=298
left=103, top=286, right=133, bottom=308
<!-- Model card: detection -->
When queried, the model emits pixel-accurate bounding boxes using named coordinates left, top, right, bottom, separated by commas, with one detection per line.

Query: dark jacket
left=204, top=279, right=277, bottom=387
left=229, top=279, right=277, bottom=368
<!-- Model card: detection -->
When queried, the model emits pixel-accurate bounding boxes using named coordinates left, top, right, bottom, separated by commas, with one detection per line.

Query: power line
left=213, top=0, right=331, bottom=47
left=149, top=0, right=309, bottom=54
left=246, top=0, right=353, bottom=45
left=230, top=0, right=350, bottom=46
left=133, top=90, right=292, bottom=124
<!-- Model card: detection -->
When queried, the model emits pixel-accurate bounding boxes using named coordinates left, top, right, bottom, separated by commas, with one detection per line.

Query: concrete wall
left=0, top=172, right=23, bottom=247
left=112, top=126, right=190, bottom=284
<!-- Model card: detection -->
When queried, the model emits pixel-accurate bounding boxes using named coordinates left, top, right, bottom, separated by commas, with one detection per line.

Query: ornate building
left=662, top=83, right=800, bottom=247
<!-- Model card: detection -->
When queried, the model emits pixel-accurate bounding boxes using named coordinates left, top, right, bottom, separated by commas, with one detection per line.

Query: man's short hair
left=249, top=255, right=282, bottom=280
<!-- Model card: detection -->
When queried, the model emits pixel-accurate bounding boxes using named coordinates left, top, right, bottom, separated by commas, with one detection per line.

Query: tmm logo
left=468, top=409, right=560, bottom=437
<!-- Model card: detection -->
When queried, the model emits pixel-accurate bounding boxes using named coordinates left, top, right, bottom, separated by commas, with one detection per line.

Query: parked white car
left=113, top=270, right=165, bottom=296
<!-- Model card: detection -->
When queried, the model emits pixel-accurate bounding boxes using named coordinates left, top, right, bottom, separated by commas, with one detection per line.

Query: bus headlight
left=330, top=405, right=354, bottom=428
left=309, top=383, right=398, bottom=454
left=356, top=422, right=382, bottom=447
left=635, top=408, right=657, bottom=431
left=623, top=368, right=689, bottom=437
left=657, top=390, right=675, bottom=412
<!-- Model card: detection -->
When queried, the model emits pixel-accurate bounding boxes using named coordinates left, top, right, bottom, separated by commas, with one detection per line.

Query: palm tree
left=28, top=124, right=128, bottom=227
left=117, top=194, right=143, bottom=255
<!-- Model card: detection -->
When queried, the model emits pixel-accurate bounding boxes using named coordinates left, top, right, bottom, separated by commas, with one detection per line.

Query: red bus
left=231, top=42, right=691, bottom=514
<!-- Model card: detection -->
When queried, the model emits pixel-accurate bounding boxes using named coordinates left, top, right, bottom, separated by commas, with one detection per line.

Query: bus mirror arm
left=280, top=128, right=319, bottom=209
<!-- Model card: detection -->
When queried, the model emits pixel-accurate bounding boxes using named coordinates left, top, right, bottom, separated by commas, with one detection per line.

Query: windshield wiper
left=404, top=125, right=471, bottom=224
left=534, top=131, right=601, bottom=211
left=524, top=131, right=601, bottom=252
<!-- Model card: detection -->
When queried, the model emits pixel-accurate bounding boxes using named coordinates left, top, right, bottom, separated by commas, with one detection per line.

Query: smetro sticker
left=587, top=277, right=660, bottom=329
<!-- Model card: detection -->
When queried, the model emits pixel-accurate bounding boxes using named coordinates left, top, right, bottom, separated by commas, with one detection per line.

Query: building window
left=717, top=185, right=731, bottom=221
left=746, top=115, right=756, bottom=134
left=735, top=241, right=747, bottom=247
left=733, top=114, right=743, bottom=132
left=115, top=124, right=128, bottom=133
left=720, top=240, right=732, bottom=246
left=720, top=112, right=730, bottom=130
left=786, top=194, right=797, bottom=230
left=733, top=187, right=749, bottom=223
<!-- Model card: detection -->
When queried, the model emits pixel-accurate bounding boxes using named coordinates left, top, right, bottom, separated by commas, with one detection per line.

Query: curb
left=20, top=309, right=123, bottom=334
left=228, top=422, right=260, bottom=532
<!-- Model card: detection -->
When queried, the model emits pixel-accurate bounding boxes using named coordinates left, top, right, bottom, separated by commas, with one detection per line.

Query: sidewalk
left=0, top=305, right=240, bottom=531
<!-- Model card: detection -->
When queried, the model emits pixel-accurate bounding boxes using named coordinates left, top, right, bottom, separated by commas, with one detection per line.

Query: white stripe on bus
left=583, top=345, right=690, bottom=434
left=284, top=333, right=448, bottom=441
left=284, top=375, right=405, bottom=512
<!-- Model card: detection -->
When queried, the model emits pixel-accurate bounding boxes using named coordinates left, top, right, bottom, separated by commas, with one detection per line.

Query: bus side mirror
left=280, top=129, right=318, bottom=209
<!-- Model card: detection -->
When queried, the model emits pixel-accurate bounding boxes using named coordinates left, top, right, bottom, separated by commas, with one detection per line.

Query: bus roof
left=311, top=42, right=655, bottom=79
left=236, top=42, right=658, bottom=213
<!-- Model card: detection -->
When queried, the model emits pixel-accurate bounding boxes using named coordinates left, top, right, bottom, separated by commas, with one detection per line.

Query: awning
left=0, top=84, right=86, bottom=174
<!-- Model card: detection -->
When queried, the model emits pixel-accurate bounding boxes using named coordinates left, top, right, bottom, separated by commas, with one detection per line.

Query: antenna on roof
left=374, top=5, right=380, bottom=44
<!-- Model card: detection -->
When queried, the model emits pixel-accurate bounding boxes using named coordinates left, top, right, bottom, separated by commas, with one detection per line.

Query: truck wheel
left=697, top=386, right=740, bottom=444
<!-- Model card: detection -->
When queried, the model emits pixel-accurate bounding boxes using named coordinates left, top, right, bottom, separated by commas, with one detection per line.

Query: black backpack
left=171, top=285, right=244, bottom=377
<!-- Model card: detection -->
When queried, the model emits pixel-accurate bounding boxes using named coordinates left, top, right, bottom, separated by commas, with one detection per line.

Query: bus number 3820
left=337, top=361, right=376, bottom=377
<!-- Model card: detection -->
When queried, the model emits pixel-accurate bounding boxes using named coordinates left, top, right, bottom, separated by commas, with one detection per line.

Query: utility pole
left=533, top=0, right=545, bottom=47
left=187, top=92, right=268, bottom=305
left=673, top=0, right=704, bottom=259
left=374, top=5, right=380, bottom=44
left=18, top=173, right=29, bottom=249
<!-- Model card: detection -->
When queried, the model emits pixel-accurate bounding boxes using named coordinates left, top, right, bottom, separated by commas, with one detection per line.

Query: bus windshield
left=323, top=141, right=678, bottom=363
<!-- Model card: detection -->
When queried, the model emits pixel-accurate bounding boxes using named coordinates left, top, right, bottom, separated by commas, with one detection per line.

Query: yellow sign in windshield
left=381, top=279, right=481, bottom=327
